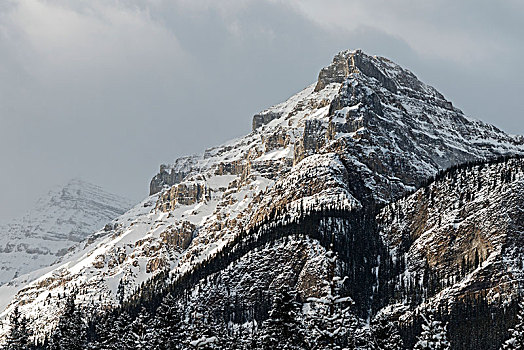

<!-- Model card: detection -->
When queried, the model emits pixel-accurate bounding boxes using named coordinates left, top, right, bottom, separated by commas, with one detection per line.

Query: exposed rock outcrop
left=252, top=111, right=282, bottom=131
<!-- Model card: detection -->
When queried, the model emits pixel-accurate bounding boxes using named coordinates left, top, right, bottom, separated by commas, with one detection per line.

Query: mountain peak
left=55, top=177, right=106, bottom=196
left=315, top=49, right=446, bottom=103
left=0, top=179, right=133, bottom=287
left=64, top=177, right=93, bottom=188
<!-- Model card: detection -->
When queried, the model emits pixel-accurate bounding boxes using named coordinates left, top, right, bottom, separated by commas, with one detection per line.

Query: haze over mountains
left=1, top=50, right=524, bottom=349
left=0, top=179, right=132, bottom=288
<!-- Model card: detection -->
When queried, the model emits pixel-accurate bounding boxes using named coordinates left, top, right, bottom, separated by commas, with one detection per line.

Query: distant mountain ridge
left=0, top=178, right=133, bottom=287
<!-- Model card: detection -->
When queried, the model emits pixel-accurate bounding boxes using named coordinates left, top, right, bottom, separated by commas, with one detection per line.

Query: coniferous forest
left=4, top=155, right=524, bottom=350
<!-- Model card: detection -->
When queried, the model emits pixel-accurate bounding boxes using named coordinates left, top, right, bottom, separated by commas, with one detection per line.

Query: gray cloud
left=0, top=0, right=523, bottom=221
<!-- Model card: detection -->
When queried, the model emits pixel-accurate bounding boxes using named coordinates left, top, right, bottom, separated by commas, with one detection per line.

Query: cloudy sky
left=1, top=0, right=523, bottom=220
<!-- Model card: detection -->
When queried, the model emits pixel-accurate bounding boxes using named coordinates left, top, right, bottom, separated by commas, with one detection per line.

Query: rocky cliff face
left=1, top=50, right=523, bottom=347
left=374, top=157, right=524, bottom=348
left=0, top=179, right=133, bottom=288
left=150, top=50, right=523, bottom=205
left=379, top=157, right=524, bottom=303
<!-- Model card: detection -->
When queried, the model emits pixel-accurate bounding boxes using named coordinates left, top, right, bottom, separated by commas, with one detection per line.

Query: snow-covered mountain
left=379, top=158, right=524, bottom=305
left=376, top=156, right=524, bottom=348
left=0, top=178, right=133, bottom=287
left=1, top=50, right=524, bottom=348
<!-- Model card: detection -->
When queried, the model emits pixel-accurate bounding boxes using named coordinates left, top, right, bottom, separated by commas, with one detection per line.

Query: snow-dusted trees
left=49, top=293, right=87, bottom=350
left=127, top=308, right=153, bottom=349
left=257, top=286, right=306, bottom=350
left=414, top=312, right=450, bottom=350
left=187, top=306, right=221, bottom=349
left=305, top=250, right=362, bottom=349
left=306, top=276, right=359, bottom=349
left=4, top=306, right=31, bottom=350
left=371, top=315, right=404, bottom=350
left=117, top=278, right=126, bottom=306
left=110, top=311, right=134, bottom=350
left=151, top=293, right=186, bottom=350
left=501, top=300, right=524, bottom=350
left=91, top=308, right=158, bottom=350
left=88, top=313, right=119, bottom=350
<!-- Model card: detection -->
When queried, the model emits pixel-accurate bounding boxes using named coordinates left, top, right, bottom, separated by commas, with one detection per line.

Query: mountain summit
left=151, top=49, right=523, bottom=205
left=1, top=50, right=523, bottom=349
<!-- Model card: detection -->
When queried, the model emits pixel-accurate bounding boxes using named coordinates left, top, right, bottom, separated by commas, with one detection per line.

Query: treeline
left=408, top=154, right=524, bottom=199
left=116, top=205, right=382, bottom=322
left=3, top=204, right=386, bottom=349
left=5, top=154, right=524, bottom=349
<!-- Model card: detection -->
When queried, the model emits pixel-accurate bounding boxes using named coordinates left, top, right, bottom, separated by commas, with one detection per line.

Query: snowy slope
left=1, top=49, right=523, bottom=341
left=378, top=157, right=524, bottom=307
left=0, top=178, right=133, bottom=287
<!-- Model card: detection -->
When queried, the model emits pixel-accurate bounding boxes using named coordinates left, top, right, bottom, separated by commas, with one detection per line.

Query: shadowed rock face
left=150, top=50, right=524, bottom=206
left=150, top=159, right=195, bottom=195
left=314, top=51, right=353, bottom=92
left=378, top=158, right=524, bottom=304
left=252, top=111, right=282, bottom=131
left=156, top=181, right=210, bottom=211
left=150, top=49, right=524, bottom=207
left=315, top=49, right=398, bottom=93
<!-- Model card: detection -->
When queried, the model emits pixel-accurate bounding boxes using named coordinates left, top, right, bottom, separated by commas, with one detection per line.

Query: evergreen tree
left=186, top=305, right=228, bottom=350
left=371, top=316, right=403, bottom=350
left=306, top=277, right=360, bottom=349
left=235, top=322, right=258, bottom=350
left=117, top=279, right=126, bottom=306
left=109, top=310, right=139, bottom=350
left=152, top=293, right=186, bottom=350
left=354, top=327, right=378, bottom=350
left=501, top=300, right=524, bottom=350
left=257, top=286, right=306, bottom=350
left=4, top=306, right=31, bottom=350
left=49, top=292, right=87, bottom=350
left=91, top=313, right=120, bottom=350
left=128, top=308, right=153, bottom=349
left=305, top=251, right=361, bottom=349
left=414, top=312, right=450, bottom=350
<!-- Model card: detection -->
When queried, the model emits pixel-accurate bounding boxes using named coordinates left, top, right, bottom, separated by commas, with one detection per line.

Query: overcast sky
left=1, top=0, right=523, bottom=221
